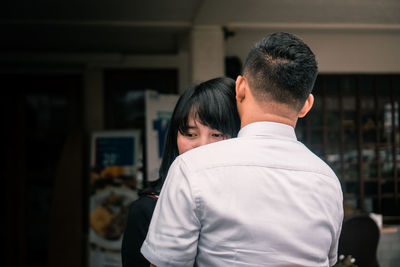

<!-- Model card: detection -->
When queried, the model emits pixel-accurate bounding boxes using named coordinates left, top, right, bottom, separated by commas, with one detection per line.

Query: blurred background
left=1, top=0, right=400, bottom=266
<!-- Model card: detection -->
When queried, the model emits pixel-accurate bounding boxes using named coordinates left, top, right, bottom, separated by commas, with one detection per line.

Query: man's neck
left=240, top=113, right=297, bottom=129
left=240, top=101, right=299, bottom=129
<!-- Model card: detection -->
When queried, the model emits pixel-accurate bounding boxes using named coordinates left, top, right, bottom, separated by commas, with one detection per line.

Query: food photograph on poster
left=88, top=130, right=142, bottom=266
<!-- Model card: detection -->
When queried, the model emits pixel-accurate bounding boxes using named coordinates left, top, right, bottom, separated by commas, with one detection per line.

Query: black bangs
left=186, top=77, right=240, bottom=138
left=175, top=98, right=198, bottom=135
left=195, top=92, right=227, bottom=133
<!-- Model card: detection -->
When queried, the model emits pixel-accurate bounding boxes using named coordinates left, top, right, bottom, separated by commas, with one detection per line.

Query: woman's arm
left=121, top=197, right=157, bottom=267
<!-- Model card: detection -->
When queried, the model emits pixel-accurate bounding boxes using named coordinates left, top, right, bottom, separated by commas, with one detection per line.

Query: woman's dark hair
left=143, top=77, right=240, bottom=195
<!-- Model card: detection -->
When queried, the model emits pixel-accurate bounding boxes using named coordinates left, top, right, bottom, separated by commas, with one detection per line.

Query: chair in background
left=338, top=213, right=380, bottom=267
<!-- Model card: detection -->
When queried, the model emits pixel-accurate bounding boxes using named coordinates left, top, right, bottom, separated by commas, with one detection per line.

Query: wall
left=225, top=28, right=400, bottom=74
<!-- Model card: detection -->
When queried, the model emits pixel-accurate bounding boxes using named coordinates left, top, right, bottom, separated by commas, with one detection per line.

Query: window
left=296, top=75, right=400, bottom=223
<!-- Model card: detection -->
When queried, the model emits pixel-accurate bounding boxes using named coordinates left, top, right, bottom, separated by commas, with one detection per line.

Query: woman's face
left=177, top=116, right=230, bottom=155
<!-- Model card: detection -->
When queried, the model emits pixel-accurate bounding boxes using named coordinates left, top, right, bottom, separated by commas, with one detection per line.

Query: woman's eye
left=212, top=133, right=224, bottom=138
left=185, top=132, right=196, bottom=137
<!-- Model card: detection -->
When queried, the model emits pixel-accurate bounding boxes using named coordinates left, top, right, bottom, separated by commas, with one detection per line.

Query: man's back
left=141, top=122, right=343, bottom=267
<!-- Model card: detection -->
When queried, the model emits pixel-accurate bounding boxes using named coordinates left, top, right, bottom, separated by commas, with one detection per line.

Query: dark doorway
left=2, top=73, right=83, bottom=267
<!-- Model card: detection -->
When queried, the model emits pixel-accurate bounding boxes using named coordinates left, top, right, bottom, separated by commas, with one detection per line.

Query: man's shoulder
left=178, top=137, right=241, bottom=170
left=186, top=137, right=236, bottom=156
left=177, top=135, right=339, bottom=182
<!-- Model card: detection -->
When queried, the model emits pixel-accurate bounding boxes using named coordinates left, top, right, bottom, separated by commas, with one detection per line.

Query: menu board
left=88, top=130, right=142, bottom=267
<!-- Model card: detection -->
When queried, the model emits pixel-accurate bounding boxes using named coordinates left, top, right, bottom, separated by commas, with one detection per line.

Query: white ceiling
left=0, top=0, right=399, bottom=54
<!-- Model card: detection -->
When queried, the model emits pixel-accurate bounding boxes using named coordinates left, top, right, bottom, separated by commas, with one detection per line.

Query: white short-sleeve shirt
left=141, top=122, right=343, bottom=267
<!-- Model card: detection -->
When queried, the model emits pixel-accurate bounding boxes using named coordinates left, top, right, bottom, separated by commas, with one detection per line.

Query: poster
left=145, top=90, right=179, bottom=181
left=88, top=130, right=142, bottom=267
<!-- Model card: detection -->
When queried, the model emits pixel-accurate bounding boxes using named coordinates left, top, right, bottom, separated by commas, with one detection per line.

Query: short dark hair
left=154, top=77, right=240, bottom=191
left=243, top=32, right=318, bottom=110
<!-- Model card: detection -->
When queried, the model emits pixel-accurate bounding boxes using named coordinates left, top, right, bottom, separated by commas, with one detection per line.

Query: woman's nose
left=194, top=136, right=211, bottom=148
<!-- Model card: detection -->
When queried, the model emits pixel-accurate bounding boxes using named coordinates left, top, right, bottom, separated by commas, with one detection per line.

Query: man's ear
left=298, top=94, right=314, bottom=118
left=235, top=75, right=246, bottom=103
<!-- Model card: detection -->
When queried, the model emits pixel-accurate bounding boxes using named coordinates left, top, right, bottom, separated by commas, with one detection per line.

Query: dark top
left=121, top=194, right=158, bottom=267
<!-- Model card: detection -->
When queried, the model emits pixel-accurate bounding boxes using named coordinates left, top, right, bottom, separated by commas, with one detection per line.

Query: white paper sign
left=145, top=90, right=179, bottom=181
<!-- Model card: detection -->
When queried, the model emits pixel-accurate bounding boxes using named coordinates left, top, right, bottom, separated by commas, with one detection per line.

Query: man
left=141, top=32, right=343, bottom=267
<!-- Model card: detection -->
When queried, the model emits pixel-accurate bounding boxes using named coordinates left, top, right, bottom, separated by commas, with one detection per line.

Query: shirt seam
left=188, top=161, right=338, bottom=182
left=179, top=157, right=203, bottom=228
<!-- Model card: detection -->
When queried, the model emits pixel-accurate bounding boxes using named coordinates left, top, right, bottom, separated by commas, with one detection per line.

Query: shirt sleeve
left=329, top=183, right=344, bottom=266
left=141, top=157, right=201, bottom=267
left=329, top=221, right=341, bottom=266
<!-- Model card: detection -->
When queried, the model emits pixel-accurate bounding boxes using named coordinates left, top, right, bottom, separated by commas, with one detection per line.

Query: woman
left=121, top=77, right=240, bottom=267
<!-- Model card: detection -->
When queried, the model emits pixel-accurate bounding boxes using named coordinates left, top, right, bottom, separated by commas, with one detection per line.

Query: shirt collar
left=237, top=121, right=297, bottom=140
